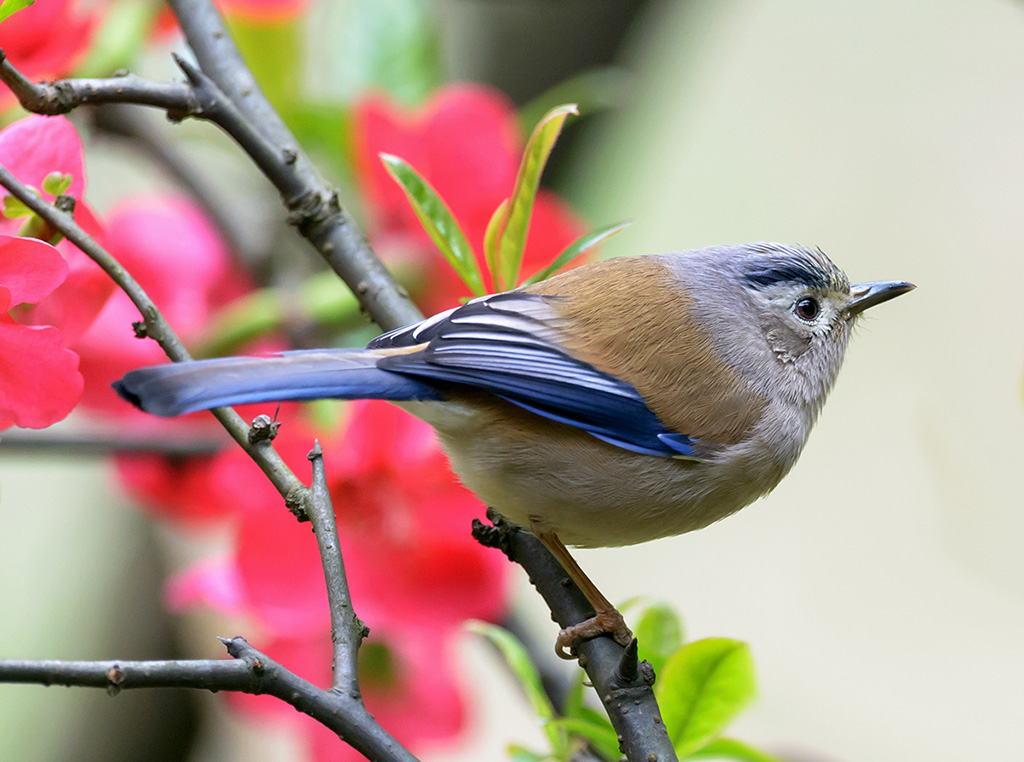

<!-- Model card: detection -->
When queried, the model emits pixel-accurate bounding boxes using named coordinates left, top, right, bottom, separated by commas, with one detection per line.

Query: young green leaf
left=483, top=199, right=508, bottom=292
left=496, top=103, right=578, bottom=289
left=522, top=220, right=631, bottom=286
left=688, top=737, right=788, bottom=762
left=657, top=638, right=757, bottom=757
left=633, top=601, right=684, bottom=677
left=0, top=0, right=34, bottom=26
left=41, top=172, right=74, bottom=197
left=380, top=153, right=486, bottom=296
left=2, top=194, right=32, bottom=219
left=467, top=621, right=568, bottom=759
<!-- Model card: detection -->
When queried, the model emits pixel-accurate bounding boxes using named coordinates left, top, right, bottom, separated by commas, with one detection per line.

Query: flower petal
left=0, top=235, right=68, bottom=306
left=0, top=321, right=81, bottom=428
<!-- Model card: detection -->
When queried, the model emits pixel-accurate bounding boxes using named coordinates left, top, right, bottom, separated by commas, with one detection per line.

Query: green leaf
left=496, top=103, right=578, bottom=289
left=380, top=153, right=485, bottom=296
left=41, top=172, right=73, bottom=197
left=467, top=621, right=567, bottom=759
left=546, top=718, right=621, bottom=762
left=657, top=638, right=757, bottom=757
left=688, top=737, right=788, bottom=762
left=632, top=601, right=684, bottom=677
left=522, top=220, right=631, bottom=286
left=2, top=194, right=32, bottom=219
left=0, top=0, right=34, bottom=26
left=482, top=199, right=508, bottom=291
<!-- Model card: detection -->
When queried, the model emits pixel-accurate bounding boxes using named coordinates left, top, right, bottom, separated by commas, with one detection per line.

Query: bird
left=114, top=243, right=914, bottom=657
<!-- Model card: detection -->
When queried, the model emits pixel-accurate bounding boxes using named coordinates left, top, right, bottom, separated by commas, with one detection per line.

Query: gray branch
left=0, top=637, right=419, bottom=762
left=0, top=50, right=197, bottom=115
left=307, top=442, right=365, bottom=695
left=0, top=163, right=311, bottom=515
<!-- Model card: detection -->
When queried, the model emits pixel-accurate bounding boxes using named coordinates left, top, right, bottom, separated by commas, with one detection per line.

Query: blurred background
left=1, top=0, right=1023, bottom=760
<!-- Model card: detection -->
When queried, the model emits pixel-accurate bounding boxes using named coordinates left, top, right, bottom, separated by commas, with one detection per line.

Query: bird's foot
left=555, top=608, right=633, bottom=660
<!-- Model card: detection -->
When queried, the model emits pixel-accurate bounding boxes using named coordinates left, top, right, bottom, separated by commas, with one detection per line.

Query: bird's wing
left=369, top=292, right=698, bottom=459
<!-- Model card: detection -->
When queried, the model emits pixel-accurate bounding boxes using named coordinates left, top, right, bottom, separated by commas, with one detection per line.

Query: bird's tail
left=113, top=349, right=443, bottom=417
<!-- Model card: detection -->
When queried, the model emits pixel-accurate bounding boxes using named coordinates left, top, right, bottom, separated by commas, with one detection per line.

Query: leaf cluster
left=473, top=603, right=786, bottom=762
left=382, top=104, right=629, bottom=297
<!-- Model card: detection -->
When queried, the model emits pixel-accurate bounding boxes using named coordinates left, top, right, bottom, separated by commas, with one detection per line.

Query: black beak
left=847, top=280, right=916, bottom=316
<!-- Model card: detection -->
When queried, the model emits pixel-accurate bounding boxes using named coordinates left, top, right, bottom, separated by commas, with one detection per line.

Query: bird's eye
left=794, top=297, right=820, bottom=322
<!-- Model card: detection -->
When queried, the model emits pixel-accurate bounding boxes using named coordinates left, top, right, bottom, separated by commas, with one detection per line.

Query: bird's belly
left=398, top=397, right=799, bottom=549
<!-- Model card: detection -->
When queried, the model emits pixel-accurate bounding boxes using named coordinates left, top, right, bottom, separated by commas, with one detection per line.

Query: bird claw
left=555, top=609, right=633, bottom=659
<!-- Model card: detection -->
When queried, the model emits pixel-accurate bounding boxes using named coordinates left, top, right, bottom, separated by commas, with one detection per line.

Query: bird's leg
left=532, top=525, right=633, bottom=659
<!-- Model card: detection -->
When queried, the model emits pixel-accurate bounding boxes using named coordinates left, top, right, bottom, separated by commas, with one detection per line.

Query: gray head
left=665, top=242, right=914, bottom=416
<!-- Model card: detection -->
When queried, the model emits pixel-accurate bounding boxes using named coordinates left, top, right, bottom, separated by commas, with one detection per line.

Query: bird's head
left=670, top=243, right=914, bottom=414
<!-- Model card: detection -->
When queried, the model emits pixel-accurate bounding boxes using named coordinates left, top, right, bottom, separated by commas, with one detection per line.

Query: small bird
left=115, top=243, right=913, bottom=656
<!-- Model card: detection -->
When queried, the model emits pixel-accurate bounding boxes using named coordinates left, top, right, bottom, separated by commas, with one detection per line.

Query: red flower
left=0, top=115, right=115, bottom=343
left=353, top=84, right=586, bottom=310
left=0, top=235, right=82, bottom=428
left=0, top=1, right=97, bottom=111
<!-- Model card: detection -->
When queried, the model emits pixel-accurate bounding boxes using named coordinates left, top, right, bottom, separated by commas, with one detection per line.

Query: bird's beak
left=846, top=280, right=916, bottom=316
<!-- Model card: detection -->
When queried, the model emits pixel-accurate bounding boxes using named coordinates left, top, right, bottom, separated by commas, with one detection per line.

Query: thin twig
left=0, top=164, right=309, bottom=511
left=0, top=51, right=197, bottom=115
left=0, top=637, right=421, bottom=762
left=307, top=442, right=365, bottom=695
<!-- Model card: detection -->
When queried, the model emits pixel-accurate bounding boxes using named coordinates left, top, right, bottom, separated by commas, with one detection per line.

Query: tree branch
left=175, top=0, right=423, bottom=333
left=0, top=637, right=420, bottom=762
left=475, top=515, right=679, bottom=762
left=0, top=52, right=418, bottom=332
left=307, top=442, right=365, bottom=695
left=0, top=50, right=197, bottom=115
left=0, top=164, right=309, bottom=511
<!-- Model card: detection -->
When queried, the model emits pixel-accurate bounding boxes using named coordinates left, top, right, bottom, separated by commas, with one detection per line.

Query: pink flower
left=75, top=196, right=249, bottom=414
left=0, top=235, right=82, bottom=428
left=0, top=116, right=115, bottom=342
left=0, top=1, right=97, bottom=111
left=353, top=84, right=586, bottom=310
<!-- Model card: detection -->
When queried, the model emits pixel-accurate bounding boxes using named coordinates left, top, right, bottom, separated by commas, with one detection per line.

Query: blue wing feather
left=374, top=292, right=699, bottom=459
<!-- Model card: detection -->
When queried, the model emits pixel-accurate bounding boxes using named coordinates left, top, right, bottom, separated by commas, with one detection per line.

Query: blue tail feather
left=113, top=349, right=444, bottom=417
